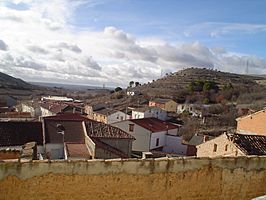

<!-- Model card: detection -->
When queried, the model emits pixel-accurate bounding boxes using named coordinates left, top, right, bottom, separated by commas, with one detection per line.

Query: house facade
left=236, top=108, right=266, bottom=136
left=196, top=132, right=266, bottom=157
left=113, top=118, right=186, bottom=155
left=186, top=134, right=214, bottom=156
left=84, top=103, right=106, bottom=119
left=132, top=107, right=168, bottom=121
left=20, top=102, right=41, bottom=117
left=92, top=108, right=130, bottom=124
left=149, top=98, right=177, bottom=112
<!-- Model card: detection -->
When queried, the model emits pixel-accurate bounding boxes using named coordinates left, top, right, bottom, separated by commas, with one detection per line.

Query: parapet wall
left=0, top=156, right=266, bottom=200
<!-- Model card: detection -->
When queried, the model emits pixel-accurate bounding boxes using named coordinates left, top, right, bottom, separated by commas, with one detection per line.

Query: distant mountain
left=30, top=81, right=113, bottom=91
left=0, top=71, right=38, bottom=90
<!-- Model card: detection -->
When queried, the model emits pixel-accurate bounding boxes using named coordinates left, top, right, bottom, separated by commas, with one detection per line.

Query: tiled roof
left=40, top=102, right=69, bottom=114
left=43, top=113, right=90, bottom=121
left=130, top=118, right=180, bottom=133
left=86, top=121, right=134, bottom=139
left=134, top=106, right=161, bottom=112
left=150, top=98, right=174, bottom=104
left=94, top=107, right=120, bottom=116
left=93, top=138, right=128, bottom=158
left=65, top=143, right=91, bottom=158
left=0, top=121, right=43, bottom=147
left=227, top=133, right=266, bottom=155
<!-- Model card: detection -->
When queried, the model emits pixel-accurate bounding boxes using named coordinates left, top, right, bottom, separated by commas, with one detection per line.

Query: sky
left=0, top=0, right=266, bottom=87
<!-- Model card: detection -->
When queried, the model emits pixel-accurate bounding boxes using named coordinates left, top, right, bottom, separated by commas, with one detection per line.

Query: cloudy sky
left=0, top=0, right=266, bottom=87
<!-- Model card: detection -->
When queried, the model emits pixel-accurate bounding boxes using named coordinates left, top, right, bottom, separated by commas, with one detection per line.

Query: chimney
left=203, top=135, right=209, bottom=143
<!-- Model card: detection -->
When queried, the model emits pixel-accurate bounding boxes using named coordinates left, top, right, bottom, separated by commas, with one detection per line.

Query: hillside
left=0, top=72, right=110, bottom=101
left=88, top=68, right=266, bottom=109
left=0, top=72, right=38, bottom=90
left=138, top=68, right=264, bottom=99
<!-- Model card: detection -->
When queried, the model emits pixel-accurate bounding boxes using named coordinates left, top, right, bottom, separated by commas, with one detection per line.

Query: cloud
left=49, top=42, right=82, bottom=53
left=0, top=1, right=266, bottom=87
left=0, top=40, right=8, bottom=51
left=27, top=45, right=48, bottom=54
left=184, top=22, right=266, bottom=38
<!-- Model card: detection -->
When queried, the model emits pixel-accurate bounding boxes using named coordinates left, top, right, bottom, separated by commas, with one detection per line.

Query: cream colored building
left=236, top=108, right=266, bottom=136
left=149, top=98, right=177, bottom=112
left=196, top=132, right=266, bottom=158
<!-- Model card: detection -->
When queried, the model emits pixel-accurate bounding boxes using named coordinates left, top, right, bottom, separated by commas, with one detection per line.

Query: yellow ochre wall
left=0, top=157, right=266, bottom=200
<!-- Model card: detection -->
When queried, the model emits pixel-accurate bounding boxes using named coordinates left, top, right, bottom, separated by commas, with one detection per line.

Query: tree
left=129, top=81, right=134, bottom=88
left=114, top=87, right=122, bottom=92
left=135, top=82, right=140, bottom=87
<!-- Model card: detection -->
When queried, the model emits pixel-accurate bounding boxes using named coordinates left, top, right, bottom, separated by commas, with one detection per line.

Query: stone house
left=196, top=132, right=266, bottom=157
left=236, top=108, right=266, bottom=136
left=132, top=106, right=168, bottom=121
left=113, top=118, right=186, bottom=155
left=186, top=133, right=214, bottom=156
left=149, top=98, right=177, bottom=112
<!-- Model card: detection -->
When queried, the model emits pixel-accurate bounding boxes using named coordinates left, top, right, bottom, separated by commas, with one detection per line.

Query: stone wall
left=0, top=156, right=266, bottom=200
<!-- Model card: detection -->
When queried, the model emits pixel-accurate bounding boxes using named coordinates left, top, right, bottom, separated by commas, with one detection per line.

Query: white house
left=41, top=96, right=73, bottom=102
left=132, top=107, right=168, bottom=121
left=126, top=90, right=140, bottom=96
left=112, top=118, right=187, bottom=155
left=177, top=104, right=209, bottom=117
left=19, top=101, right=41, bottom=117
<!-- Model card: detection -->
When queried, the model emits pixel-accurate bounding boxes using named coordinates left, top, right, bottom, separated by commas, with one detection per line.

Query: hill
left=0, top=72, right=38, bottom=90
left=0, top=72, right=110, bottom=101
left=138, top=68, right=264, bottom=100
left=88, top=67, right=266, bottom=109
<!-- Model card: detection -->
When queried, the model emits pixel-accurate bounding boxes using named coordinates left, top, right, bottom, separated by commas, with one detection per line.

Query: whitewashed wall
left=163, top=135, right=187, bottom=155
left=150, top=131, right=166, bottom=150
left=107, top=111, right=130, bottom=124
left=112, top=121, right=151, bottom=152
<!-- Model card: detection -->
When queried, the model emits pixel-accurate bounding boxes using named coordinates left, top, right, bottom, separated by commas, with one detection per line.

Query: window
left=156, top=138, right=159, bottom=146
left=120, top=116, right=123, bottom=121
left=117, top=115, right=119, bottom=119
left=213, top=144, right=217, bottom=152
left=129, top=124, right=134, bottom=132
left=225, top=144, right=228, bottom=151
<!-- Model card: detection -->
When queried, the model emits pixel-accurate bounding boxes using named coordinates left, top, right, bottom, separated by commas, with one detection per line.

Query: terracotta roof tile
left=40, top=102, right=69, bottom=114
left=86, top=121, right=134, bottom=139
left=227, top=133, right=266, bottom=155
left=43, top=113, right=90, bottom=121
left=130, top=118, right=180, bottom=133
